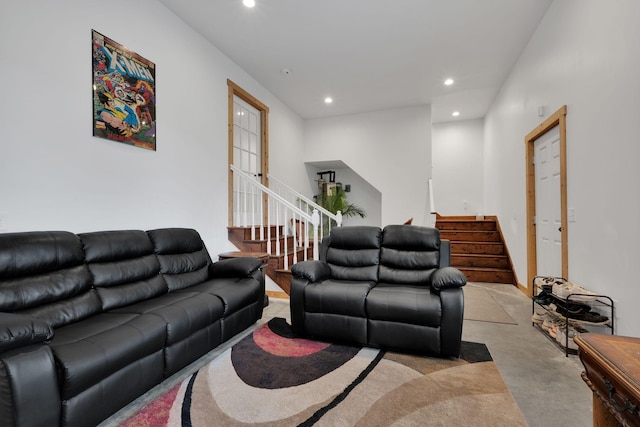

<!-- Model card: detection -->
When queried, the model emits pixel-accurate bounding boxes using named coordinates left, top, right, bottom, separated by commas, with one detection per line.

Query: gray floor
left=460, top=283, right=592, bottom=427
left=102, top=284, right=593, bottom=426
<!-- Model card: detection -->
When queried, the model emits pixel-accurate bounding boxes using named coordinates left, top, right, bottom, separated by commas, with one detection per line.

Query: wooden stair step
left=458, top=267, right=514, bottom=284
left=436, top=220, right=497, bottom=231
left=275, top=269, right=292, bottom=295
left=439, top=230, right=501, bottom=242
left=436, top=215, right=515, bottom=285
left=450, top=241, right=505, bottom=255
left=451, top=253, right=509, bottom=269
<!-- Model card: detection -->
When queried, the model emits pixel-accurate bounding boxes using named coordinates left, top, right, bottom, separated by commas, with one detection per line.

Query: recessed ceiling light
left=324, top=97, right=333, bottom=104
left=444, top=78, right=454, bottom=86
left=452, top=111, right=460, bottom=117
left=243, top=0, right=255, bottom=8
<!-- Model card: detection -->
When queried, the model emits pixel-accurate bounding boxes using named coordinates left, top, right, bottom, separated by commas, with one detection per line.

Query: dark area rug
left=118, top=318, right=526, bottom=426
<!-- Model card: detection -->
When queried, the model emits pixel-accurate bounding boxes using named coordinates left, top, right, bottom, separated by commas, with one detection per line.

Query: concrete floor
left=460, top=283, right=592, bottom=427
left=267, top=283, right=593, bottom=427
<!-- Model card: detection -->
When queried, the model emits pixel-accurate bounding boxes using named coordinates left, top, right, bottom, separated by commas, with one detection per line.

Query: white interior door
left=534, top=125, right=562, bottom=277
left=233, top=96, right=262, bottom=225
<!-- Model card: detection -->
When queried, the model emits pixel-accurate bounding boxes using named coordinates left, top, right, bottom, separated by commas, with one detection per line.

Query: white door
left=534, top=125, right=562, bottom=277
left=232, top=96, right=262, bottom=225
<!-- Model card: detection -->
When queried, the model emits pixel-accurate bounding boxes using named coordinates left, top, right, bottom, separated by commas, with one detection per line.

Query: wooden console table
left=218, top=251, right=269, bottom=266
left=575, top=333, right=640, bottom=426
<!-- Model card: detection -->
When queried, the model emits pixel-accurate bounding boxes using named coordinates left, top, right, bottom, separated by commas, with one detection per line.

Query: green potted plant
left=316, top=184, right=366, bottom=232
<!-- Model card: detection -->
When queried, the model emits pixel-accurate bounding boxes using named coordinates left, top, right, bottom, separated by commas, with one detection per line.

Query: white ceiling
left=159, top=0, right=552, bottom=123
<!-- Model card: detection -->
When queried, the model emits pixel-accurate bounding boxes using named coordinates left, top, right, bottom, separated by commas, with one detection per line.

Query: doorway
left=525, top=105, right=568, bottom=285
left=534, top=125, right=562, bottom=277
left=227, top=79, right=269, bottom=226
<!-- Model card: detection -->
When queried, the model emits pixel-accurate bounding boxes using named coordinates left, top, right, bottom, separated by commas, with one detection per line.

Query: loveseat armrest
left=430, top=267, right=467, bottom=291
left=0, top=313, right=53, bottom=353
left=290, top=261, right=332, bottom=336
left=291, top=260, right=332, bottom=282
left=209, top=257, right=262, bottom=278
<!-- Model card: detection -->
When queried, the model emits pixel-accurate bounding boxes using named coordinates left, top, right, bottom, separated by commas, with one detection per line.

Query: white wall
left=304, top=106, right=432, bottom=227
left=0, top=0, right=305, bottom=257
left=305, top=164, right=382, bottom=228
left=432, top=119, right=484, bottom=216
left=484, top=0, right=640, bottom=336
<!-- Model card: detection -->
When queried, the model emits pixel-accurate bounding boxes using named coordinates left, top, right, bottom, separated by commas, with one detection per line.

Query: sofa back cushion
left=379, top=225, right=441, bottom=286
left=79, top=230, right=166, bottom=310
left=0, top=231, right=101, bottom=327
left=323, top=226, right=382, bottom=282
left=146, top=228, right=212, bottom=291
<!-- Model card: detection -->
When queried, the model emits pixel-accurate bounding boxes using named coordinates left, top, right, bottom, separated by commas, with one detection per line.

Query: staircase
left=435, top=215, right=515, bottom=285
left=227, top=165, right=340, bottom=297
left=227, top=225, right=313, bottom=295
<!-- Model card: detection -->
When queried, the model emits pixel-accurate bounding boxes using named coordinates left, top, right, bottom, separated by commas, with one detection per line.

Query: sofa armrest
left=291, top=260, right=332, bottom=282
left=0, top=344, right=61, bottom=426
left=0, top=313, right=53, bottom=353
left=430, top=267, right=467, bottom=291
left=209, top=257, right=262, bottom=278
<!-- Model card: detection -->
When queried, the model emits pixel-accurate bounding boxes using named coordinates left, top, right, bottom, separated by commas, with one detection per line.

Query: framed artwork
left=92, top=30, right=156, bottom=150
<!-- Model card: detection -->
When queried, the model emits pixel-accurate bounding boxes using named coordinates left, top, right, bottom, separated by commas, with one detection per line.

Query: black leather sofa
left=290, top=225, right=467, bottom=357
left=0, top=228, right=264, bottom=427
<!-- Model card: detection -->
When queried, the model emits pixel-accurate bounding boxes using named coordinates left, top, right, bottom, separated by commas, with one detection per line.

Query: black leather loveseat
left=290, top=225, right=466, bottom=357
left=0, top=228, right=264, bottom=427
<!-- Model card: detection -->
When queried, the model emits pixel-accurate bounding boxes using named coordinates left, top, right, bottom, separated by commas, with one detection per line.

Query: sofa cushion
left=304, top=279, right=375, bottom=317
left=0, top=231, right=99, bottom=327
left=108, top=291, right=224, bottom=376
left=49, top=312, right=167, bottom=400
left=79, top=230, right=167, bottom=310
left=324, top=226, right=381, bottom=282
left=147, top=228, right=212, bottom=291
left=366, top=284, right=442, bottom=326
left=179, top=277, right=263, bottom=315
left=108, top=292, right=224, bottom=345
left=379, top=225, right=440, bottom=286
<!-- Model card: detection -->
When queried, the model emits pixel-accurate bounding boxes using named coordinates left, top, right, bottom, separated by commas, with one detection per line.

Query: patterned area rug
left=119, top=318, right=527, bottom=426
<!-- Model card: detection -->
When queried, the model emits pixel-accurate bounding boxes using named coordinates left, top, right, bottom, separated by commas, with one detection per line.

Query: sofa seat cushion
left=366, top=284, right=442, bottom=327
left=305, top=280, right=375, bottom=317
left=49, top=312, right=167, bottom=399
left=177, top=277, right=262, bottom=316
left=108, top=292, right=224, bottom=345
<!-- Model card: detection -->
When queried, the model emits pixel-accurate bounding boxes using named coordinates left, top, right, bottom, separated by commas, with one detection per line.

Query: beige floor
left=102, top=284, right=593, bottom=426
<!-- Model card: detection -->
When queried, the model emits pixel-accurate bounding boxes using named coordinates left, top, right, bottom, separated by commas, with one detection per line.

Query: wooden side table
left=575, top=333, right=640, bottom=427
left=218, top=251, right=269, bottom=267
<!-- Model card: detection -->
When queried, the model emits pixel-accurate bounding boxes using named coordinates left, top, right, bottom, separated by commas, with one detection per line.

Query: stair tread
left=453, top=253, right=507, bottom=257
left=457, top=266, right=512, bottom=272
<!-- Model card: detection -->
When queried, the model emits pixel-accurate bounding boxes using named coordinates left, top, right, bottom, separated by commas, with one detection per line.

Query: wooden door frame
left=525, top=105, right=568, bottom=286
left=227, top=79, right=270, bottom=226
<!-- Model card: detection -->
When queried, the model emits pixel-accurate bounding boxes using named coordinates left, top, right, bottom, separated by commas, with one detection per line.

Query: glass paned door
left=233, top=96, right=262, bottom=226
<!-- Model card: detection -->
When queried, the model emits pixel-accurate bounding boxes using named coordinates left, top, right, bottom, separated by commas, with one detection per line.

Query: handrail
left=230, top=165, right=320, bottom=265
left=267, top=174, right=342, bottom=237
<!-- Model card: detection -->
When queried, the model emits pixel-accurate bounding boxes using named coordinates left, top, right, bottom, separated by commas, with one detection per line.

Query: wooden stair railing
left=435, top=215, right=516, bottom=285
